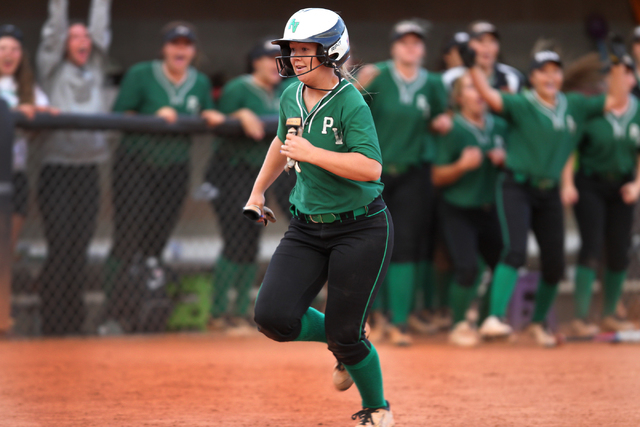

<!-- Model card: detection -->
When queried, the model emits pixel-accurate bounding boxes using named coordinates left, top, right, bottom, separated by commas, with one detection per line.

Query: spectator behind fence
left=103, top=22, right=224, bottom=333
left=35, top=0, right=112, bottom=336
left=0, top=25, right=53, bottom=250
left=206, top=37, right=295, bottom=334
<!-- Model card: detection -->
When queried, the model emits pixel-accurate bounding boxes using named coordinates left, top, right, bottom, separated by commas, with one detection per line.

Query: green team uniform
left=277, top=79, right=384, bottom=214
left=365, top=61, right=448, bottom=168
left=487, top=90, right=607, bottom=324
left=434, top=113, right=507, bottom=324
left=113, top=60, right=215, bottom=166
left=500, top=91, right=605, bottom=183
left=572, top=96, right=640, bottom=322
left=215, top=74, right=280, bottom=166
left=434, top=113, right=507, bottom=208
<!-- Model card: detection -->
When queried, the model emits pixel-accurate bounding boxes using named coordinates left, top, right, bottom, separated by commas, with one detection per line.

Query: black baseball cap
left=249, top=37, right=281, bottom=61
left=530, top=50, right=563, bottom=71
left=163, top=23, right=197, bottom=43
left=0, top=24, right=24, bottom=44
left=444, top=32, right=470, bottom=52
left=390, top=19, right=428, bottom=42
left=469, top=21, right=500, bottom=40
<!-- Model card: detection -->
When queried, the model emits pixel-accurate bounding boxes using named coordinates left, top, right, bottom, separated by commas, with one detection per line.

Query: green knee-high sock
left=387, top=262, right=416, bottom=325
left=574, top=265, right=596, bottom=319
left=531, top=280, right=559, bottom=324
left=603, top=270, right=627, bottom=317
left=344, top=344, right=386, bottom=409
left=449, top=282, right=475, bottom=324
left=211, top=256, right=240, bottom=317
left=435, top=268, right=453, bottom=310
left=234, top=263, right=258, bottom=317
left=294, top=307, right=327, bottom=343
left=489, top=263, right=519, bottom=317
left=417, top=260, right=435, bottom=311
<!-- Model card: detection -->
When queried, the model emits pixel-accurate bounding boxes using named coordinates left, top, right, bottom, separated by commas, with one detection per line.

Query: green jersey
left=578, top=96, right=640, bottom=177
left=435, top=113, right=508, bottom=208
left=277, top=79, right=384, bottom=215
left=364, top=61, right=448, bottom=171
left=499, top=90, right=605, bottom=182
left=113, top=60, right=215, bottom=166
left=215, top=75, right=281, bottom=167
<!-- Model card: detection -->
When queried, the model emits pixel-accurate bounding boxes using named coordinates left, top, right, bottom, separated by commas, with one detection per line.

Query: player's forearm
left=561, top=154, right=576, bottom=188
left=634, top=156, right=640, bottom=186
left=308, top=150, right=381, bottom=182
left=251, top=137, right=288, bottom=196
left=432, top=163, right=467, bottom=187
left=88, top=0, right=113, bottom=52
left=470, top=66, right=503, bottom=112
left=38, top=0, right=69, bottom=79
left=604, top=64, right=627, bottom=111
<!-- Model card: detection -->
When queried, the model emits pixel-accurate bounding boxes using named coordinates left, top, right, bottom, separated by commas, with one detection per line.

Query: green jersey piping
left=605, top=96, right=638, bottom=139
left=389, top=60, right=428, bottom=106
left=524, top=90, right=568, bottom=130
left=152, top=60, right=198, bottom=107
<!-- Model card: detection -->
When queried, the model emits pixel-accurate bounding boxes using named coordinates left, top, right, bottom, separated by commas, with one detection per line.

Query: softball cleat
left=526, top=323, right=557, bottom=348
left=333, top=361, right=354, bottom=392
left=352, top=402, right=395, bottom=427
left=479, top=315, right=513, bottom=338
left=601, top=316, right=636, bottom=332
left=570, top=319, right=600, bottom=338
left=448, top=321, right=480, bottom=347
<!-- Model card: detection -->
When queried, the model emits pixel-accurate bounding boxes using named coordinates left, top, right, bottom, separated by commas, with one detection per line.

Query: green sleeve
left=113, top=65, right=143, bottom=112
left=567, top=93, right=605, bottom=123
left=217, top=81, right=244, bottom=114
left=199, top=74, right=215, bottom=110
left=493, top=115, right=509, bottom=148
left=428, top=73, right=449, bottom=118
left=433, top=127, right=461, bottom=166
left=343, top=104, right=383, bottom=164
left=498, top=92, right=525, bottom=124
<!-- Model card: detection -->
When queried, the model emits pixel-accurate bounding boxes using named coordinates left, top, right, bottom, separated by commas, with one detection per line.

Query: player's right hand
left=457, top=146, right=483, bottom=171
left=156, top=106, right=178, bottom=123
left=236, top=108, right=265, bottom=141
left=459, top=43, right=477, bottom=69
left=561, top=184, right=579, bottom=206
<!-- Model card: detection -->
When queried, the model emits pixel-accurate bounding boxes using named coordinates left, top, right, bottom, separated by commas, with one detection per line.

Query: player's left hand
left=431, top=113, right=453, bottom=135
left=459, top=42, right=477, bottom=68
left=282, top=133, right=317, bottom=163
left=620, top=181, right=640, bottom=204
left=487, top=148, right=506, bottom=167
left=201, top=109, right=226, bottom=127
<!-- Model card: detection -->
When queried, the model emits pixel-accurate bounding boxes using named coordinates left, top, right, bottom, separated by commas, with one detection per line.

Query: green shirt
left=113, top=60, right=215, bottom=166
left=277, top=79, right=384, bottom=214
left=578, top=96, right=640, bottom=177
left=499, top=90, right=605, bottom=182
left=435, top=113, right=508, bottom=208
left=364, top=61, right=448, bottom=170
left=215, top=75, right=281, bottom=167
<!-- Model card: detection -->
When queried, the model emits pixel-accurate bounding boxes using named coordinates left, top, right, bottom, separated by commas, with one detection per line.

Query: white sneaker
left=408, top=313, right=438, bottom=335
left=352, top=402, right=395, bottom=426
left=479, top=316, right=513, bottom=338
left=388, top=325, right=413, bottom=347
left=570, top=319, right=600, bottom=338
left=526, top=323, right=557, bottom=347
left=332, top=362, right=354, bottom=391
left=449, top=321, right=480, bottom=347
left=601, top=316, right=636, bottom=332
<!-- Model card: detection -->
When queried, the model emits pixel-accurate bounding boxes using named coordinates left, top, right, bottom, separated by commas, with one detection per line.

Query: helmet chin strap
left=302, top=58, right=342, bottom=92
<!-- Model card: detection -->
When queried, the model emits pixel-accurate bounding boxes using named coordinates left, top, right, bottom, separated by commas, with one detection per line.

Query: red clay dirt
left=0, top=333, right=639, bottom=427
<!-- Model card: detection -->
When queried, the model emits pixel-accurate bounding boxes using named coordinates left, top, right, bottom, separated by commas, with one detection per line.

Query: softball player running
left=432, top=72, right=507, bottom=346
left=465, top=46, right=628, bottom=346
left=358, top=19, right=448, bottom=346
left=206, top=38, right=294, bottom=333
left=248, top=9, right=395, bottom=426
left=562, top=55, right=640, bottom=336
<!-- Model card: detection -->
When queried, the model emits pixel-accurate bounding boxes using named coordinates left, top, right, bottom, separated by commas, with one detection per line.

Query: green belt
left=295, top=205, right=370, bottom=224
left=512, top=171, right=557, bottom=190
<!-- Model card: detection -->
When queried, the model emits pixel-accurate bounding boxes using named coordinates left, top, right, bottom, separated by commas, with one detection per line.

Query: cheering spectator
left=104, top=21, right=224, bottom=333
left=35, top=0, right=112, bottom=335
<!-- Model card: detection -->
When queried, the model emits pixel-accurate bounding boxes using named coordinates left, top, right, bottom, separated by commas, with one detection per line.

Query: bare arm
left=353, top=64, right=380, bottom=92
left=620, top=155, right=640, bottom=204
left=469, top=66, right=503, bottom=113
left=282, top=134, right=381, bottom=182
left=246, top=136, right=289, bottom=207
left=432, top=146, right=483, bottom=187
left=604, top=64, right=627, bottom=112
left=37, top=0, right=68, bottom=82
left=88, top=0, right=113, bottom=53
left=560, top=153, right=579, bottom=206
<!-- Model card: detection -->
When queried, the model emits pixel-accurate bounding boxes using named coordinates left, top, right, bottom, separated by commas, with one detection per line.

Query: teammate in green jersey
left=433, top=72, right=507, bottom=347
left=465, top=46, right=628, bottom=346
left=562, top=55, right=640, bottom=336
left=104, top=22, right=225, bottom=332
left=357, top=19, right=449, bottom=346
left=248, top=9, right=395, bottom=427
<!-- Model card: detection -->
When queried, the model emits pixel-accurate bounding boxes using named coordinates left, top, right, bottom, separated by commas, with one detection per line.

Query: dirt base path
left=0, top=333, right=638, bottom=426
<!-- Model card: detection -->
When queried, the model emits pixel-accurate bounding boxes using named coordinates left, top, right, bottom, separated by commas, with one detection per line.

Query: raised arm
left=469, top=66, right=503, bottom=113
left=88, top=0, right=113, bottom=53
left=37, top=0, right=69, bottom=81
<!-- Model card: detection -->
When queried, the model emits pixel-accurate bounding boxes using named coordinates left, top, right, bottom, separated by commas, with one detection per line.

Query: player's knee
left=253, top=305, right=297, bottom=343
left=454, top=266, right=478, bottom=288
left=327, top=335, right=370, bottom=366
left=503, top=250, right=526, bottom=269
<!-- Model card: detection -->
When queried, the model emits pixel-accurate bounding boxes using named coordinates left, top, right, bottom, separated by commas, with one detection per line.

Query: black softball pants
left=573, top=173, right=634, bottom=272
left=206, top=157, right=295, bottom=263
left=381, top=164, right=433, bottom=262
left=37, top=164, right=100, bottom=335
left=439, top=201, right=503, bottom=287
left=254, top=197, right=394, bottom=366
left=496, top=172, right=565, bottom=284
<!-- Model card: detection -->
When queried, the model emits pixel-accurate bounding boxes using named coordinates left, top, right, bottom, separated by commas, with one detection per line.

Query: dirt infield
left=0, top=333, right=639, bottom=427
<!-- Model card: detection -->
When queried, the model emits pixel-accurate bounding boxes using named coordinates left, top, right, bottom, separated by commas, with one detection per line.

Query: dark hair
left=0, top=38, right=35, bottom=104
